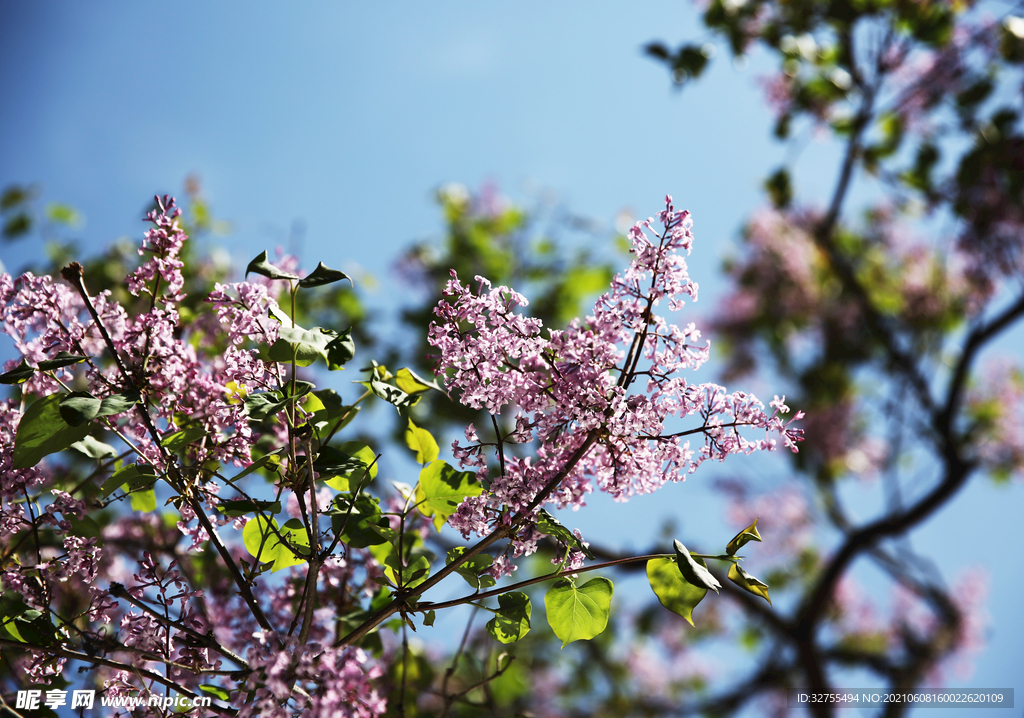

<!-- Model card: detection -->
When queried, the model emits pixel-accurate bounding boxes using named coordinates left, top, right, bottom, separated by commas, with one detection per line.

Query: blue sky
left=1, top=3, right=1021, bottom=715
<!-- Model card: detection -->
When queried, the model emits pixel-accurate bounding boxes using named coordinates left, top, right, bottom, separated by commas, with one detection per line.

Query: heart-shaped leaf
left=487, top=592, right=531, bottom=643
left=646, top=557, right=707, bottom=626
left=545, top=577, right=613, bottom=647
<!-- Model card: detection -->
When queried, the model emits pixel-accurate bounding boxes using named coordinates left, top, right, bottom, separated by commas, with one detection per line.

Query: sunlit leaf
left=242, top=515, right=309, bottom=572
left=415, top=460, right=483, bottom=530
left=646, top=557, right=707, bottom=626
left=726, top=518, right=762, bottom=556
left=728, top=563, right=772, bottom=605
left=446, top=547, right=496, bottom=591
left=545, top=577, right=613, bottom=648
left=70, top=436, right=118, bottom=460
left=405, top=419, right=439, bottom=464
left=487, top=592, right=531, bottom=643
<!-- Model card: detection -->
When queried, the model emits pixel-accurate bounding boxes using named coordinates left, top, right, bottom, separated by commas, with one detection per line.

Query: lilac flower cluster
left=126, top=195, right=187, bottom=302
left=430, top=197, right=803, bottom=569
left=241, top=632, right=385, bottom=718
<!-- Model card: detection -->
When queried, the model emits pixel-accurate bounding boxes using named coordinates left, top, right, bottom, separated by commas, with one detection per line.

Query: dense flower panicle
left=127, top=195, right=187, bottom=302
left=430, top=196, right=803, bottom=569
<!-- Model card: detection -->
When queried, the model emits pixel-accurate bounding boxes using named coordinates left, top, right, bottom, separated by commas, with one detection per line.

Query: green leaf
left=422, top=610, right=436, bottom=627
left=370, top=374, right=417, bottom=410
left=99, top=463, right=158, bottom=498
left=487, top=592, right=531, bottom=643
left=2, top=213, right=31, bottom=239
left=325, top=329, right=355, bottom=370
left=242, top=515, right=309, bottom=572
left=231, top=449, right=285, bottom=482
left=160, top=425, right=207, bottom=452
left=446, top=547, right=496, bottom=590
left=673, top=540, right=721, bottom=592
left=544, top=577, right=613, bottom=648
left=383, top=550, right=431, bottom=589
left=330, top=494, right=389, bottom=548
left=727, top=563, right=772, bottom=605
left=37, top=352, right=87, bottom=371
left=245, top=382, right=314, bottom=421
left=265, top=326, right=333, bottom=367
left=307, top=389, right=358, bottom=436
left=59, top=390, right=139, bottom=426
left=405, top=419, right=439, bottom=464
left=216, top=499, right=282, bottom=518
left=0, top=359, right=35, bottom=385
left=535, top=509, right=595, bottom=560
left=646, top=557, right=707, bottom=626
left=45, top=202, right=81, bottom=227
left=12, top=394, right=91, bottom=469
left=725, top=518, right=762, bottom=556
left=245, top=250, right=300, bottom=281
left=129, top=488, right=157, bottom=512
left=320, top=442, right=377, bottom=491
left=394, top=367, right=441, bottom=394
left=244, top=390, right=285, bottom=421
left=414, top=460, right=483, bottom=530
left=70, top=436, right=118, bottom=459
left=297, top=262, right=351, bottom=288
left=198, top=685, right=231, bottom=702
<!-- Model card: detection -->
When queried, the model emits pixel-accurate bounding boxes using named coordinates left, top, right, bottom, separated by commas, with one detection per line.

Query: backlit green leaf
left=198, top=685, right=231, bottom=702
left=726, top=518, right=762, bottom=556
left=646, top=557, right=707, bottom=626
left=129, top=488, right=157, bottom=512
left=487, top=592, right=531, bottom=644
left=394, top=367, right=441, bottom=394
left=545, top=577, right=613, bottom=648
left=242, top=516, right=309, bottom=572
left=320, top=441, right=377, bottom=491
left=728, top=563, right=772, bottom=605
left=446, top=547, right=496, bottom=590
left=415, top=460, right=483, bottom=530
left=405, top=419, right=439, bottom=464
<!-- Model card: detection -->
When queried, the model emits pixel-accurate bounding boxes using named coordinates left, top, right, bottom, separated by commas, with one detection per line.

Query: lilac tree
left=0, top=193, right=799, bottom=716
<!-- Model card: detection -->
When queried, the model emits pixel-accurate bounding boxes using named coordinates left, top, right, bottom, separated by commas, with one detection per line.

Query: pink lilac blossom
left=240, top=632, right=386, bottom=718
left=126, top=195, right=187, bottom=302
left=429, top=197, right=803, bottom=572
